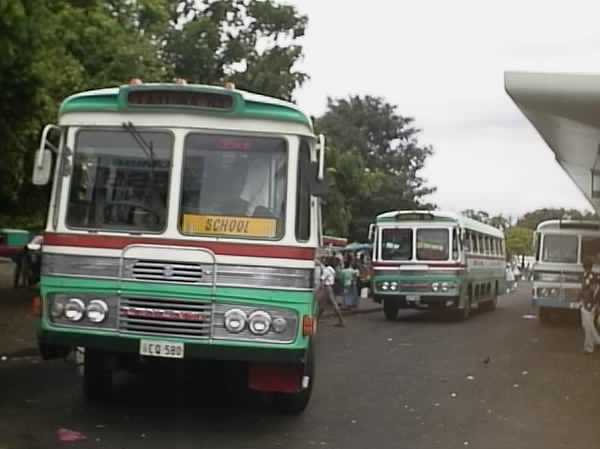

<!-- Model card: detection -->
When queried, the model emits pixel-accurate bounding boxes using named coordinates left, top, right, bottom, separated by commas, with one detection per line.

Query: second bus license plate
left=140, top=340, right=184, bottom=359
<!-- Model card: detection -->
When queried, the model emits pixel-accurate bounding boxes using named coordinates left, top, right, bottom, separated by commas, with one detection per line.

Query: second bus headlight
left=86, top=300, right=108, bottom=323
left=64, top=298, right=85, bottom=322
left=248, top=311, right=272, bottom=336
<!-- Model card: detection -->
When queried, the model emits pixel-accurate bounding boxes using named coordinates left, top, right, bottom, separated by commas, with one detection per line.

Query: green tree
left=0, top=0, right=308, bottom=224
left=165, top=0, right=308, bottom=100
left=505, top=226, right=533, bottom=260
left=318, top=95, right=435, bottom=241
left=516, top=208, right=598, bottom=230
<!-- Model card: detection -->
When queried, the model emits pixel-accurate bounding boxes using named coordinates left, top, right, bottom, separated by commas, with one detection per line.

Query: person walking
left=340, top=260, right=359, bottom=310
left=320, top=258, right=345, bottom=327
left=505, top=264, right=515, bottom=294
left=579, top=257, right=600, bottom=354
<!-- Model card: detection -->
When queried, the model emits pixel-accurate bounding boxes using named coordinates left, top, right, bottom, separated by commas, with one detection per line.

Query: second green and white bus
left=532, top=219, right=600, bottom=323
left=370, top=211, right=506, bottom=320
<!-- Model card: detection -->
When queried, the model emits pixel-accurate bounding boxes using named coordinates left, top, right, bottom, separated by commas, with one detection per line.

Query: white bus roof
left=536, top=219, right=600, bottom=232
left=375, top=210, right=504, bottom=238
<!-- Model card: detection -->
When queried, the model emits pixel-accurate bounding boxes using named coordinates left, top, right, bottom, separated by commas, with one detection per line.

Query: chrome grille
left=119, top=297, right=212, bottom=338
left=131, top=260, right=204, bottom=283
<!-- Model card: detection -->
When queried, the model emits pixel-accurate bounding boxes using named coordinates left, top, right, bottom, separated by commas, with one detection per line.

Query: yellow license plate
left=182, top=214, right=276, bottom=238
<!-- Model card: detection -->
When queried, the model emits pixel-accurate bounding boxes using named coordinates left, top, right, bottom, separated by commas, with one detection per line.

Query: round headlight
left=390, top=282, right=398, bottom=291
left=248, top=311, right=272, bottom=336
left=50, top=297, right=66, bottom=319
left=540, top=288, right=548, bottom=297
left=381, top=282, right=389, bottom=291
left=65, top=298, right=85, bottom=322
left=441, top=282, right=449, bottom=292
left=272, top=316, right=288, bottom=333
left=432, top=282, right=440, bottom=292
left=224, top=309, right=247, bottom=333
left=550, top=288, right=558, bottom=297
left=86, top=300, right=108, bottom=323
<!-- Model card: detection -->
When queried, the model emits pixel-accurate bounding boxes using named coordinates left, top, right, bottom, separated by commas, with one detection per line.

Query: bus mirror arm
left=317, top=134, right=325, bottom=181
left=32, top=124, right=61, bottom=186
left=309, top=162, right=328, bottom=197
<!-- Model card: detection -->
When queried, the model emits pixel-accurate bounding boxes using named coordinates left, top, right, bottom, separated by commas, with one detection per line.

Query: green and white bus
left=370, top=210, right=506, bottom=320
left=532, top=219, right=600, bottom=322
left=31, top=80, right=327, bottom=413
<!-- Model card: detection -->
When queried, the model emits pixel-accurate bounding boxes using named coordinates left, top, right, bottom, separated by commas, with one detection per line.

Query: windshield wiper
left=121, top=121, right=163, bottom=215
left=122, top=121, right=155, bottom=170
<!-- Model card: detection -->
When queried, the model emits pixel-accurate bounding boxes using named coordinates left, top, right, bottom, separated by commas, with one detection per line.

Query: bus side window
left=464, top=230, right=472, bottom=253
left=452, top=228, right=460, bottom=259
left=295, top=139, right=311, bottom=241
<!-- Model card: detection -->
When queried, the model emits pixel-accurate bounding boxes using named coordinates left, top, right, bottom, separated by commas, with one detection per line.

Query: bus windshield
left=416, top=228, right=449, bottom=260
left=542, top=234, right=578, bottom=263
left=381, top=228, right=412, bottom=260
left=66, top=129, right=173, bottom=232
left=180, top=134, right=287, bottom=239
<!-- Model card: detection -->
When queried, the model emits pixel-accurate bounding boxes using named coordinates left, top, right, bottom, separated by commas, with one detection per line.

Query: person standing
left=320, top=258, right=345, bottom=327
left=505, top=264, right=515, bottom=294
left=579, top=257, right=600, bottom=354
left=340, top=260, right=358, bottom=310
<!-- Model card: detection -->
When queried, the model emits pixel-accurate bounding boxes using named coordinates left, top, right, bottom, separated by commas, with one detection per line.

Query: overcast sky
left=288, top=0, right=598, bottom=218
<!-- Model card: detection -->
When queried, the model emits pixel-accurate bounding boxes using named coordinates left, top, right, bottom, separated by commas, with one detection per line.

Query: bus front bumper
left=374, top=294, right=460, bottom=309
left=38, top=330, right=308, bottom=365
left=533, top=297, right=580, bottom=310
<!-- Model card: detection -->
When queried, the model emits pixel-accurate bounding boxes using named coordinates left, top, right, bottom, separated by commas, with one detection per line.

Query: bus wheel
left=384, top=300, right=399, bottom=321
left=274, top=344, right=314, bottom=415
left=485, top=285, right=498, bottom=312
left=456, top=297, right=471, bottom=321
left=83, top=349, right=114, bottom=401
left=538, top=307, right=552, bottom=325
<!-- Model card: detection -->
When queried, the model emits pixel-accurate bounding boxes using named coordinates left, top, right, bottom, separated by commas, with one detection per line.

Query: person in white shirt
left=319, top=257, right=345, bottom=327
left=505, top=264, right=516, bottom=293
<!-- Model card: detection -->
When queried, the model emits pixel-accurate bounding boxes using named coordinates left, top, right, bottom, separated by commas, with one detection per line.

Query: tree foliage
left=166, top=0, right=308, bottom=100
left=318, top=95, right=436, bottom=241
left=516, top=208, right=598, bottom=230
left=505, top=226, right=533, bottom=259
left=0, top=0, right=308, bottom=224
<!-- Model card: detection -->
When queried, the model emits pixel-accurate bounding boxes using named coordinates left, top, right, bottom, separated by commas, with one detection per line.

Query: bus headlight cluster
left=223, top=308, right=286, bottom=336
left=538, top=288, right=560, bottom=298
left=214, top=304, right=297, bottom=343
left=380, top=281, right=398, bottom=291
left=432, top=282, right=456, bottom=292
left=47, top=294, right=114, bottom=328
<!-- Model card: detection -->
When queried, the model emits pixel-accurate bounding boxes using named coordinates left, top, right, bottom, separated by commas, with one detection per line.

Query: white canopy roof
left=505, top=71, right=600, bottom=212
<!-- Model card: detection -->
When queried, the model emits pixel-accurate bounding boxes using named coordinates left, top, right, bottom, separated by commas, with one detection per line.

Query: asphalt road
left=1, top=284, right=600, bottom=449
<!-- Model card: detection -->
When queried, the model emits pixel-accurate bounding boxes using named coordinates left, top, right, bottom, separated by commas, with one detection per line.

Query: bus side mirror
left=32, top=124, right=61, bottom=186
left=32, top=149, right=53, bottom=186
left=368, top=224, right=375, bottom=242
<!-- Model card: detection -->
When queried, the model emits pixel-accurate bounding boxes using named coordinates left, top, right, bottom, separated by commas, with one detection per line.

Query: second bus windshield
left=381, top=227, right=450, bottom=261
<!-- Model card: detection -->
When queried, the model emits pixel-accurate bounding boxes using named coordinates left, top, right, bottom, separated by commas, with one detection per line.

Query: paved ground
left=0, top=261, right=37, bottom=357
left=1, top=284, right=599, bottom=449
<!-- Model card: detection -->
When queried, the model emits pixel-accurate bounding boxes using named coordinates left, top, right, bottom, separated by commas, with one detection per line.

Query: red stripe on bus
left=43, top=233, right=316, bottom=260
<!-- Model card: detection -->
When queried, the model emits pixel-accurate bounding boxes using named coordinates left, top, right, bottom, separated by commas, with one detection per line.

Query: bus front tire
left=456, top=298, right=471, bottom=321
left=273, top=344, right=315, bottom=415
left=83, top=349, right=114, bottom=401
left=384, top=300, right=399, bottom=321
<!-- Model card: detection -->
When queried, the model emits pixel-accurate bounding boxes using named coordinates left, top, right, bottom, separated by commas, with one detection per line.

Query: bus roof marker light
left=129, top=78, right=143, bottom=86
left=174, top=78, right=188, bottom=85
